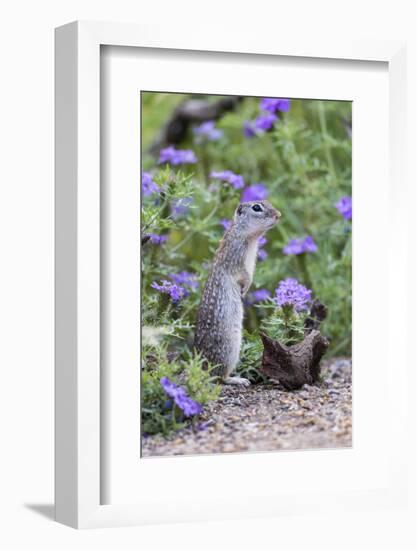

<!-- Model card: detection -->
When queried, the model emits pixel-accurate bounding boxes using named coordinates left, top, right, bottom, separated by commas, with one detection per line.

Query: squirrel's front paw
left=223, top=376, right=251, bottom=387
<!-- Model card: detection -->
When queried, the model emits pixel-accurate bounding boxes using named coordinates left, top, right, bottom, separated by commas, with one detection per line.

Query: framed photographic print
left=138, top=91, right=352, bottom=458
left=55, top=21, right=408, bottom=528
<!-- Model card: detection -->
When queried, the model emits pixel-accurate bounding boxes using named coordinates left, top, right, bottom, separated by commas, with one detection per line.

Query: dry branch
left=149, top=96, right=243, bottom=154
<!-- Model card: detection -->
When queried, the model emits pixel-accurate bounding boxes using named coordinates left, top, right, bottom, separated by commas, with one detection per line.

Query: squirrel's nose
left=274, top=209, right=281, bottom=219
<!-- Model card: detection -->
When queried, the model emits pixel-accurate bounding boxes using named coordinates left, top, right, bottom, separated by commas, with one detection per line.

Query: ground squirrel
left=195, top=200, right=281, bottom=386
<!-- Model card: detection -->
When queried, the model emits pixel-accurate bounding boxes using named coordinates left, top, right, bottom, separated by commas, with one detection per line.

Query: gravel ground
left=142, top=358, right=352, bottom=457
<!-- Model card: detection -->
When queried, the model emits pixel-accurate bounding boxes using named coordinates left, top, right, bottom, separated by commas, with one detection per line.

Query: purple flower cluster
left=241, top=183, right=269, bottom=203
left=243, top=115, right=277, bottom=137
left=193, top=120, right=223, bottom=142
left=243, top=97, right=291, bottom=138
left=169, top=271, right=199, bottom=290
left=158, top=146, right=197, bottom=165
left=160, top=377, right=203, bottom=417
left=335, top=196, right=352, bottom=220
left=257, top=235, right=268, bottom=261
left=171, top=197, right=193, bottom=218
left=260, top=97, right=291, bottom=113
left=257, top=250, right=268, bottom=261
left=142, top=171, right=159, bottom=196
left=219, top=218, right=233, bottom=231
left=283, top=235, right=318, bottom=255
left=243, top=121, right=256, bottom=138
left=210, top=170, right=245, bottom=189
left=148, top=233, right=168, bottom=245
left=275, top=278, right=312, bottom=312
left=254, top=113, right=278, bottom=131
left=251, top=289, right=272, bottom=302
left=151, top=280, right=187, bottom=303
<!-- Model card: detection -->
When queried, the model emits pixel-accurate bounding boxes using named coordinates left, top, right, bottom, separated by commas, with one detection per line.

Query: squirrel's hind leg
left=220, top=329, right=250, bottom=386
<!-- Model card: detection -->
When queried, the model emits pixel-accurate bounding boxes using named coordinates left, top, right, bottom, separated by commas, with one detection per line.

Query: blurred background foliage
left=141, top=92, right=352, bottom=373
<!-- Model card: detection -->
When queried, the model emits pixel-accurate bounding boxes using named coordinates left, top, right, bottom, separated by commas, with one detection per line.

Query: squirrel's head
left=233, top=200, right=281, bottom=238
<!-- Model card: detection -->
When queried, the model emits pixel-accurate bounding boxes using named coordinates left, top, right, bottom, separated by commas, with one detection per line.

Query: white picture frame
left=55, top=21, right=407, bottom=529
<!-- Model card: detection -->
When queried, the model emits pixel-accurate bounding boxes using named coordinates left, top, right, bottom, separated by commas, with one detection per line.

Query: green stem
left=156, top=294, right=171, bottom=320
left=199, top=144, right=210, bottom=187
left=142, top=193, right=170, bottom=233
left=179, top=302, right=197, bottom=324
left=317, top=101, right=337, bottom=184
left=246, top=306, right=258, bottom=333
left=295, top=253, right=312, bottom=289
left=275, top=126, right=309, bottom=189
left=327, top=336, right=351, bottom=358
left=170, top=198, right=220, bottom=253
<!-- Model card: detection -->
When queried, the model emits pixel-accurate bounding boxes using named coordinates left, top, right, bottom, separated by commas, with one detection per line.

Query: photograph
left=140, top=91, right=352, bottom=457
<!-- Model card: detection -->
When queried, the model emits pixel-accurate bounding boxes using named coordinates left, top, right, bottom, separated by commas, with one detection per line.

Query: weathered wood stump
left=259, top=300, right=329, bottom=390
left=304, top=299, right=328, bottom=333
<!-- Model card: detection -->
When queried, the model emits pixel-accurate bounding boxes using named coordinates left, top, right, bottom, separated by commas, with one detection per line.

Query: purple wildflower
left=210, top=170, right=245, bottom=189
left=254, top=113, right=278, bottom=131
left=244, top=113, right=278, bottom=136
left=251, top=289, right=272, bottom=302
left=302, top=235, right=318, bottom=253
left=283, top=235, right=318, bottom=255
left=245, top=288, right=271, bottom=306
left=257, top=235, right=268, bottom=260
left=158, top=146, right=197, bottom=165
left=283, top=239, right=303, bottom=255
left=275, top=278, right=312, bottom=312
left=335, top=196, right=352, bottom=220
left=142, top=171, right=159, bottom=196
left=177, top=395, right=203, bottom=417
left=260, top=98, right=291, bottom=113
left=219, top=219, right=233, bottom=231
left=148, top=233, right=168, bottom=245
left=241, top=183, right=269, bottom=203
left=151, top=280, right=187, bottom=303
left=243, top=121, right=256, bottom=138
left=171, top=197, right=193, bottom=218
left=160, top=377, right=203, bottom=417
left=193, top=120, right=223, bottom=142
left=169, top=271, right=199, bottom=290
left=160, top=377, right=183, bottom=400
left=257, top=248, right=268, bottom=261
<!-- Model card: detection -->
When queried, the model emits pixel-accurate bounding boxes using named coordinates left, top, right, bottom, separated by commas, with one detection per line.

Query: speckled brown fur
left=195, top=200, right=280, bottom=385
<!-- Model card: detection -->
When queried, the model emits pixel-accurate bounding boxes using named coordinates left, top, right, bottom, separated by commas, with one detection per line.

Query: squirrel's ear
left=236, top=204, right=244, bottom=216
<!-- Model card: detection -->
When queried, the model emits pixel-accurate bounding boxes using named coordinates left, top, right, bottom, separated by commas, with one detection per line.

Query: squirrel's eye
left=252, top=204, right=263, bottom=212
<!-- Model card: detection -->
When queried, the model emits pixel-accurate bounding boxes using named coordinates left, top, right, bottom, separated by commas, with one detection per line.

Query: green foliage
left=141, top=344, right=220, bottom=436
left=238, top=330, right=265, bottom=384
left=261, top=303, right=307, bottom=345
